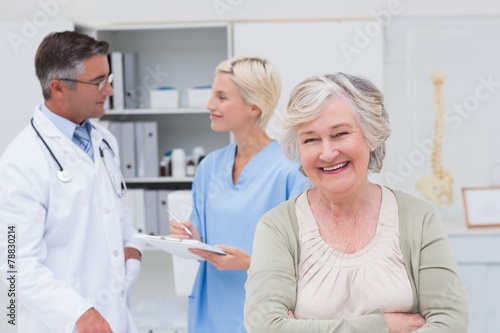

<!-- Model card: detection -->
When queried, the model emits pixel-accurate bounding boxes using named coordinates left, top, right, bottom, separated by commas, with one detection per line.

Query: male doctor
left=0, top=31, right=142, bottom=332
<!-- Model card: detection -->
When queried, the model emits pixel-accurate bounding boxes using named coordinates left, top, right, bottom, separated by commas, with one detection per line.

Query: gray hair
left=215, top=56, right=281, bottom=130
left=35, top=31, right=109, bottom=99
left=279, top=73, right=390, bottom=173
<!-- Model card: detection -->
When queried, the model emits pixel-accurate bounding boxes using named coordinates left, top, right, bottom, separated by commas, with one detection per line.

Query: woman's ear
left=249, top=104, right=261, bottom=116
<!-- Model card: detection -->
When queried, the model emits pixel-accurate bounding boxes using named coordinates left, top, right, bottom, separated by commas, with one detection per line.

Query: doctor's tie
left=73, top=124, right=94, bottom=160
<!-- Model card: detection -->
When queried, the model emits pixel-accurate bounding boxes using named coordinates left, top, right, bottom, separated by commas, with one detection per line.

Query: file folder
left=157, top=190, right=172, bottom=236
left=123, top=52, right=139, bottom=109
left=144, top=190, right=159, bottom=235
left=109, top=52, right=125, bottom=110
left=120, top=122, right=137, bottom=178
left=122, top=189, right=146, bottom=233
left=135, top=121, right=159, bottom=177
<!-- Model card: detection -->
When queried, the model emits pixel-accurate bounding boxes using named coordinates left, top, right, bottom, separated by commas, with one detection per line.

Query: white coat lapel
left=32, top=107, right=92, bottom=164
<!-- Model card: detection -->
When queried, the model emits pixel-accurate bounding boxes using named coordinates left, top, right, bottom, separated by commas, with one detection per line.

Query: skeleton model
left=416, top=71, right=454, bottom=208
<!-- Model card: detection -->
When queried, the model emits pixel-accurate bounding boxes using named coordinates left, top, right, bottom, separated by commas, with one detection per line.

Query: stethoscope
left=30, top=118, right=127, bottom=197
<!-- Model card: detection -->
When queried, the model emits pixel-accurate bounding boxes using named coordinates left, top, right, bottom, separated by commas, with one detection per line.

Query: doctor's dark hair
left=35, top=31, right=109, bottom=99
left=215, top=56, right=281, bottom=130
left=279, top=73, right=391, bottom=173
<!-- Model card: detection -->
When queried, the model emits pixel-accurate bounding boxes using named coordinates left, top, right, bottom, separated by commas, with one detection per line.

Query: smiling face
left=297, top=98, right=371, bottom=197
left=205, top=73, right=257, bottom=133
left=60, top=55, right=113, bottom=124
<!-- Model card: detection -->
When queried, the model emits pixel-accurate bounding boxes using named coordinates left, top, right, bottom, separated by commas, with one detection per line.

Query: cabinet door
left=0, top=20, right=74, bottom=155
left=449, top=234, right=500, bottom=333
left=233, top=21, right=384, bottom=137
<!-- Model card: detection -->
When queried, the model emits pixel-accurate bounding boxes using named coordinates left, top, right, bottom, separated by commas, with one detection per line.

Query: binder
left=125, top=189, right=146, bottom=234
left=120, top=122, right=137, bottom=178
left=122, top=187, right=138, bottom=231
left=167, top=190, right=193, bottom=221
left=123, top=52, right=139, bottom=109
left=109, top=52, right=125, bottom=110
left=157, top=190, right=172, bottom=236
left=144, top=190, right=159, bottom=235
left=135, top=121, right=159, bottom=177
left=105, top=121, right=121, bottom=143
left=104, top=121, right=122, bottom=166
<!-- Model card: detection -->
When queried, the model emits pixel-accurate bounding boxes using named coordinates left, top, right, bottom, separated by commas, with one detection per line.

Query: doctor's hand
left=75, top=308, right=113, bottom=333
left=190, top=244, right=250, bottom=271
left=124, top=247, right=142, bottom=262
left=169, top=220, right=201, bottom=241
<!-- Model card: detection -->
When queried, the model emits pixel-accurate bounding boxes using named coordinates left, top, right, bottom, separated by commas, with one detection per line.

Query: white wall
left=1, top=1, right=499, bottom=154
left=384, top=17, right=500, bottom=221
left=0, top=0, right=500, bottom=24
left=0, top=20, right=74, bottom=155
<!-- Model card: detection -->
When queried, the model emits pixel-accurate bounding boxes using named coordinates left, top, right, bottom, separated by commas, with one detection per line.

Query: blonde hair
left=215, top=56, right=281, bottom=130
left=280, top=73, right=391, bottom=173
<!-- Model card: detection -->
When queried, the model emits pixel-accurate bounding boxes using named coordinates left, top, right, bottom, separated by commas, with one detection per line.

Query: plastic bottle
left=171, top=148, right=186, bottom=178
left=193, top=146, right=206, bottom=166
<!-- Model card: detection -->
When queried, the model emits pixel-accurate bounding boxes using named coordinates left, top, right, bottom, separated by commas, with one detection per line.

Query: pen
left=168, top=209, right=193, bottom=236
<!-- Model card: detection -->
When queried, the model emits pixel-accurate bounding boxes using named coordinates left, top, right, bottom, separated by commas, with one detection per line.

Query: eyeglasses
left=59, top=73, right=114, bottom=91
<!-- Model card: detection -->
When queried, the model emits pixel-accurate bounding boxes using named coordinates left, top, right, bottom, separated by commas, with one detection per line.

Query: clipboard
left=134, top=233, right=226, bottom=260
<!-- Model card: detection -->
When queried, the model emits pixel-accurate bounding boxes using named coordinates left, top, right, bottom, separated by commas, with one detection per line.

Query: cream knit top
left=294, top=186, right=413, bottom=319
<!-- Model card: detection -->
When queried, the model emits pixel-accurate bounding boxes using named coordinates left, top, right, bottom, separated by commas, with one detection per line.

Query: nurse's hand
left=75, top=308, right=113, bottom=332
left=190, top=245, right=250, bottom=271
left=169, top=220, right=201, bottom=241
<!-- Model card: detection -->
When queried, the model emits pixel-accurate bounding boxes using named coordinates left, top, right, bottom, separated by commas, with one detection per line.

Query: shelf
left=125, top=177, right=193, bottom=190
left=126, top=177, right=194, bottom=183
left=76, top=21, right=229, bottom=32
left=104, top=108, right=209, bottom=116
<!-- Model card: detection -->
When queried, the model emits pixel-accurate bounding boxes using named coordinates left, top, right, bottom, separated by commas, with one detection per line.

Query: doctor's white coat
left=0, top=107, right=142, bottom=333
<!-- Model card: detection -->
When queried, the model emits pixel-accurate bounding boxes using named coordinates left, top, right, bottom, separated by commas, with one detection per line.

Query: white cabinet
left=76, top=23, right=233, bottom=188
left=448, top=229, right=500, bottom=332
left=233, top=21, right=384, bottom=137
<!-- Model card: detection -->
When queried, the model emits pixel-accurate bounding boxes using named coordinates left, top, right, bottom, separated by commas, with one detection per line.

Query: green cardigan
left=244, top=188, right=469, bottom=332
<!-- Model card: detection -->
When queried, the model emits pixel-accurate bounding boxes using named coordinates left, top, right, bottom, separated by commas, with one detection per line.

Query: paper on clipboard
left=134, top=233, right=226, bottom=260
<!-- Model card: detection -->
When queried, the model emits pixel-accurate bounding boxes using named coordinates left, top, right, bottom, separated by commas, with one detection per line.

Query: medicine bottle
left=186, top=156, right=196, bottom=177
left=159, top=160, right=167, bottom=177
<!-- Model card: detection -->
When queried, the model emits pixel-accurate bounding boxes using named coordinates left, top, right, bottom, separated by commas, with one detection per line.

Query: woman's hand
left=384, top=313, right=425, bottom=333
left=169, top=220, right=201, bottom=241
left=190, top=245, right=251, bottom=271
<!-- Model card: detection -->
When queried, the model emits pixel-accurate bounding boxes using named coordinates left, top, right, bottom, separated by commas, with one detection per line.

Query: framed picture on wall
left=462, top=187, right=500, bottom=228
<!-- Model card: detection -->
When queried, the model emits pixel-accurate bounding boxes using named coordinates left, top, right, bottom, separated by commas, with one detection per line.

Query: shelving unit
left=73, top=22, right=234, bottom=333
left=77, top=22, right=233, bottom=188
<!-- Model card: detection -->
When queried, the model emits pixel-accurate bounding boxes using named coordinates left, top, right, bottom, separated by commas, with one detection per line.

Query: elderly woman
left=244, top=73, right=468, bottom=332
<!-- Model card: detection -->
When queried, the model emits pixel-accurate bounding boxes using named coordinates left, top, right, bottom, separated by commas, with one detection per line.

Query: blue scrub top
left=189, top=140, right=309, bottom=333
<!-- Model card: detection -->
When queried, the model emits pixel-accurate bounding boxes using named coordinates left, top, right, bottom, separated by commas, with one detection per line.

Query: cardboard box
left=187, top=87, right=212, bottom=108
left=150, top=88, right=179, bottom=108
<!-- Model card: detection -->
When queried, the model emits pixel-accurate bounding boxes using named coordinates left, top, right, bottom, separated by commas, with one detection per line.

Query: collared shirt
left=39, top=103, right=92, bottom=140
